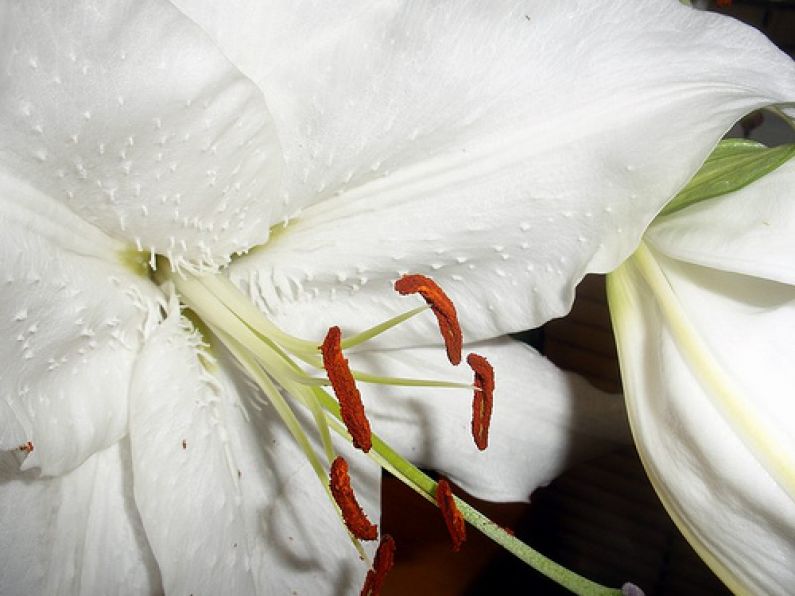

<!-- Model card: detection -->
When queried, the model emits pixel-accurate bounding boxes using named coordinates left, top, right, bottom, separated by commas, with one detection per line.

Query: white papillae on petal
left=129, top=309, right=379, bottom=595
left=349, top=338, right=631, bottom=502
left=609, top=251, right=795, bottom=595
left=0, top=442, right=161, bottom=596
left=0, top=0, right=282, bottom=270
left=647, top=158, right=795, bottom=285
left=0, top=172, right=162, bottom=476
left=173, top=0, right=795, bottom=345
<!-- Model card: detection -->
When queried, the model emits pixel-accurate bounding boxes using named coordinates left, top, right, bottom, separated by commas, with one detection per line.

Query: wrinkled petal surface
left=648, top=158, right=795, bottom=285
left=190, top=0, right=795, bottom=345
left=350, top=337, right=631, bottom=502
left=129, top=308, right=380, bottom=595
left=0, top=0, right=282, bottom=269
left=0, top=172, right=161, bottom=475
left=608, top=247, right=795, bottom=594
left=0, top=441, right=160, bottom=596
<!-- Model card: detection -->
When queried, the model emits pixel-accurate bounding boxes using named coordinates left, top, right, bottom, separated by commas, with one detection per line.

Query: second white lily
left=609, top=145, right=795, bottom=595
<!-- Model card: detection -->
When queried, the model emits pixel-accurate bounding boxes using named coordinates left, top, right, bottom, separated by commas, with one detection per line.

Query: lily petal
left=129, top=308, right=379, bottom=595
left=648, top=158, right=795, bottom=284
left=0, top=442, right=160, bottom=596
left=608, top=246, right=795, bottom=594
left=0, top=0, right=282, bottom=269
left=349, top=337, right=631, bottom=502
left=0, top=172, right=161, bottom=475
left=200, top=0, right=795, bottom=344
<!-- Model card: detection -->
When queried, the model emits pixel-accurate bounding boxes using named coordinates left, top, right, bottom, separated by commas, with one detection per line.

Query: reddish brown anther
left=321, top=326, right=372, bottom=452
left=360, top=534, right=396, bottom=596
left=330, top=456, right=378, bottom=541
left=18, top=441, right=33, bottom=453
left=467, top=353, right=495, bottom=451
left=435, top=478, right=466, bottom=552
left=394, top=274, right=462, bottom=365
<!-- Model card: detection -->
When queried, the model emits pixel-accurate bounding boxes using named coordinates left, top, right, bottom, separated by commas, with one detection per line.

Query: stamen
left=321, top=326, right=372, bottom=452
left=435, top=478, right=466, bottom=552
left=330, top=456, right=378, bottom=541
left=360, top=534, right=396, bottom=596
left=467, top=353, right=495, bottom=451
left=394, top=274, right=462, bottom=365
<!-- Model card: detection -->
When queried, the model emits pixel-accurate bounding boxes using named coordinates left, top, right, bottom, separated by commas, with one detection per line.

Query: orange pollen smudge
left=394, top=274, right=462, bottom=365
left=435, top=478, right=466, bottom=552
left=467, top=353, right=494, bottom=451
left=18, top=441, right=34, bottom=453
left=321, top=326, right=372, bottom=452
left=329, top=456, right=378, bottom=541
left=360, top=534, right=396, bottom=596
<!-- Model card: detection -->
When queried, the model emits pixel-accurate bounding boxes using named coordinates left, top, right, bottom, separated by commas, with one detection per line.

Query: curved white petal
left=648, top=158, right=795, bottom=285
left=0, top=0, right=282, bottom=269
left=0, top=172, right=162, bottom=476
left=608, top=248, right=795, bottom=594
left=129, top=309, right=380, bottom=595
left=0, top=441, right=160, bottom=596
left=349, top=337, right=630, bottom=503
left=186, top=0, right=795, bottom=344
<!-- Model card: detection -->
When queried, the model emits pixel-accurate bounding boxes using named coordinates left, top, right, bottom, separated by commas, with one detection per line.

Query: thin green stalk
left=341, top=306, right=429, bottom=349
left=218, top=331, right=367, bottom=561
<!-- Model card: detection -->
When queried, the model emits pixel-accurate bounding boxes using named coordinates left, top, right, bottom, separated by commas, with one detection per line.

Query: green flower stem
left=312, top=388, right=622, bottom=596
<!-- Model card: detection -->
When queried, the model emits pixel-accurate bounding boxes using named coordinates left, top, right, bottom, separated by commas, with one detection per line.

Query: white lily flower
left=608, top=154, right=795, bottom=595
left=1, top=1, right=794, bottom=594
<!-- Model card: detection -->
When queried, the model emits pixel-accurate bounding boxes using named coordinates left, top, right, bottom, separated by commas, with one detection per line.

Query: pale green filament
left=160, top=263, right=623, bottom=596
left=173, top=275, right=366, bottom=560
left=200, top=274, right=320, bottom=356
left=350, top=372, right=475, bottom=390
left=288, top=370, right=474, bottom=391
left=340, top=305, right=429, bottom=349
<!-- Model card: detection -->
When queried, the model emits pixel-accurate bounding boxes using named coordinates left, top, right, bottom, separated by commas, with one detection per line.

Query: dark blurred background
left=380, top=2, right=795, bottom=594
